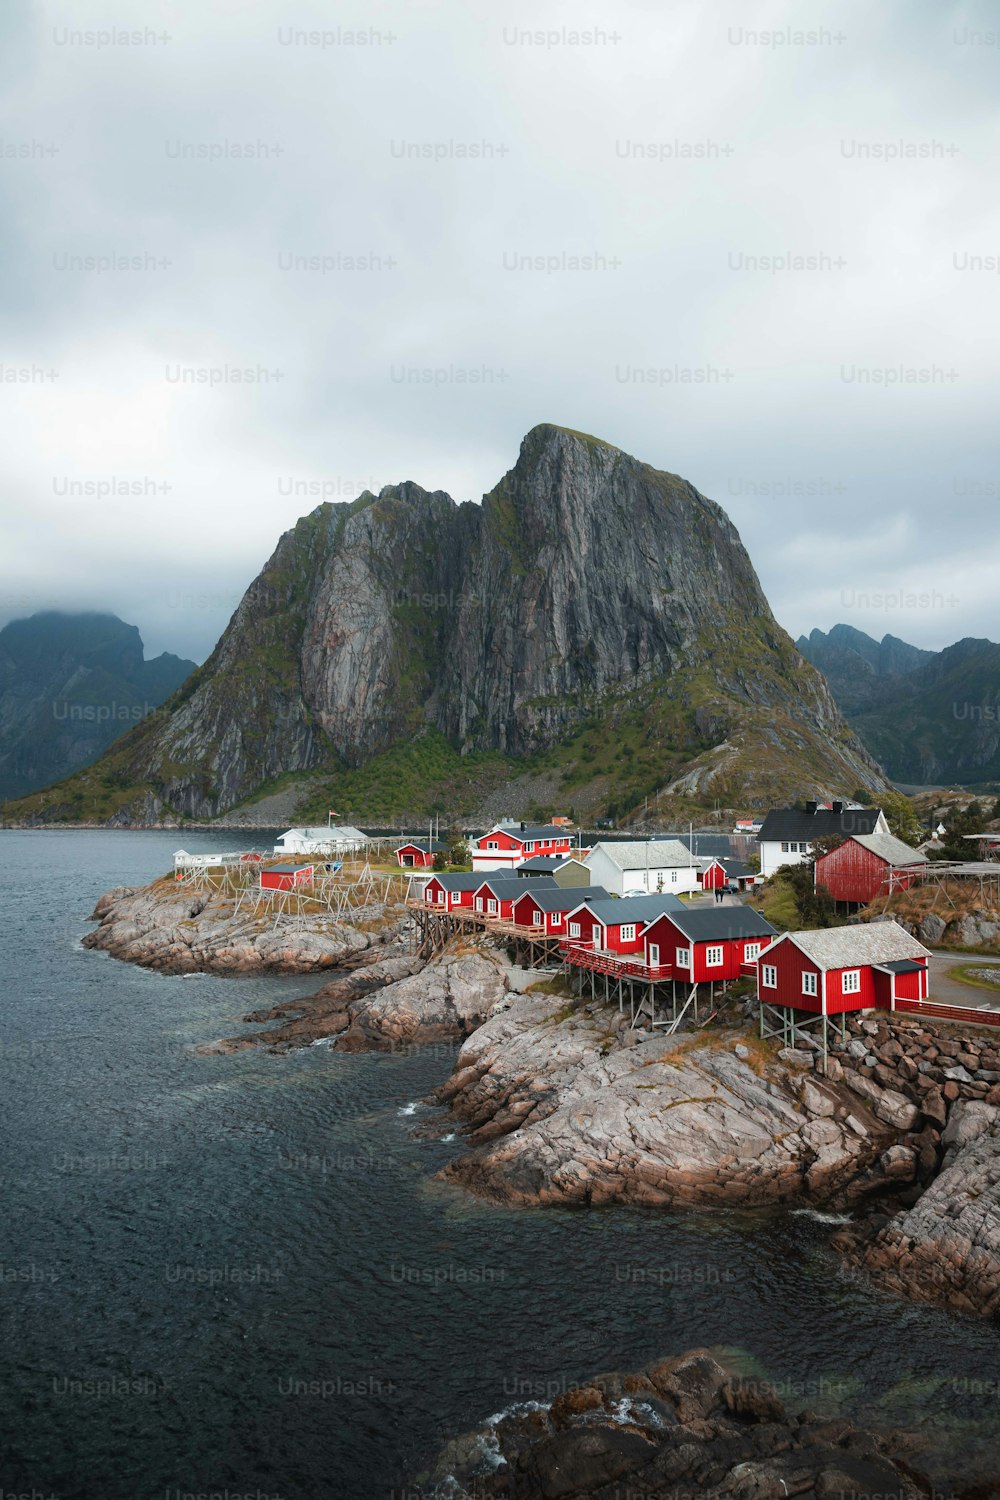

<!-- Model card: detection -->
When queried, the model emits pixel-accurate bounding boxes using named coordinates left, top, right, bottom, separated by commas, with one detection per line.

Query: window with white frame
left=620, top=924, right=636, bottom=942
left=487, top=841, right=498, bottom=850
left=802, top=971, right=818, bottom=996
left=450, top=892, right=460, bottom=905
left=475, top=898, right=484, bottom=911
left=745, top=943, right=761, bottom=960
left=676, top=947, right=691, bottom=967
left=488, top=899, right=498, bottom=914
left=569, top=922, right=580, bottom=938
left=761, top=964, right=777, bottom=988
left=670, top=870, right=678, bottom=883
left=705, top=945, right=724, bottom=966
left=842, top=969, right=861, bottom=994
left=525, top=842, right=535, bottom=852
left=532, top=910, right=541, bottom=926
left=551, top=912, right=562, bottom=927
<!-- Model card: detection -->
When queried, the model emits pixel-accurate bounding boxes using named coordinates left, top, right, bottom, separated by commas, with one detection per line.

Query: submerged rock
left=419, top=1347, right=941, bottom=1499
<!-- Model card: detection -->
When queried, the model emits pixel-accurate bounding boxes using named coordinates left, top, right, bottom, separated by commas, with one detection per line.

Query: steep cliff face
left=5, top=426, right=887, bottom=821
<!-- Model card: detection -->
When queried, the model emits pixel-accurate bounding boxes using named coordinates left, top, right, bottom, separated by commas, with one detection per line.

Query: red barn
left=757, top=922, right=931, bottom=1015
left=260, top=863, right=314, bottom=892
left=396, top=839, right=445, bottom=869
left=508, top=887, right=610, bottom=937
left=641, top=907, right=777, bottom=984
left=697, top=859, right=728, bottom=891
left=814, top=832, right=927, bottom=909
left=472, top=823, right=575, bottom=872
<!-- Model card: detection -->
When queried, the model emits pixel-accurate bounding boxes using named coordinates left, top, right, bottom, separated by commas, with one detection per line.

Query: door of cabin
left=648, top=943, right=660, bottom=971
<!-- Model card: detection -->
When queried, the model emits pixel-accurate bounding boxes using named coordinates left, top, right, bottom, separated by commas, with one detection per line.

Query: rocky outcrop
left=844, top=1101, right=1000, bottom=1320
left=82, top=877, right=380, bottom=975
left=420, top=1347, right=942, bottom=1499
left=210, top=943, right=513, bottom=1054
left=15, top=424, right=886, bottom=821
left=434, top=997, right=902, bottom=1209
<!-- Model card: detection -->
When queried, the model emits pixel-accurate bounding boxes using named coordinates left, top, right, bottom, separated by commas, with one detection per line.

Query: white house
left=756, top=803, right=888, bottom=879
left=583, top=840, right=702, bottom=897
left=273, top=825, right=369, bottom=856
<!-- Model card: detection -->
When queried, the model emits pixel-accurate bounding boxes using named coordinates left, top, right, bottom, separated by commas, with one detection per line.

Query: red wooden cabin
left=813, top=832, right=927, bottom=908
left=640, top=907, right=777, bottom=984
left=396, top=840, right=444, bottom=869
left=757, top=922, right=931, bottom=1014
left=697, top=859, right=727, bottom=891
left=260, top=863, right=314, bottom=892
left=508, top=887, right=609, bottom=937
left=473, top=875, right=557, bottom=919
left=560, top=895, right=686, bottom=956
left=421, top=874, right=482, bottom=909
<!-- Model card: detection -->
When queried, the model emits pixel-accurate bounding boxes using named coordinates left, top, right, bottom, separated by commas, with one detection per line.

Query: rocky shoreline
left=417, top=1346, right=955, bottom=1499
left=84, top=877, right=1000, bottom=1325
left=82, top=878, right=391, bottom=974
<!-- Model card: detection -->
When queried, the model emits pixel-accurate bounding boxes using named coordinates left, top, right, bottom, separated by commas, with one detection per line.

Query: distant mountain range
left=1, top=426, right=885, bottom=825
left=0, top=612, right=195, bottom=801
left=797, top=625, right=1000, bottom=786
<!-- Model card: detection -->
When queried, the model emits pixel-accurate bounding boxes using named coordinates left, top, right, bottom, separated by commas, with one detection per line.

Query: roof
left=654, top=907, right=777, bottom=942
left=277, top=825, right=368, bottom=841
left=428, top=873, right=484, bottom=891
left=480, top=824, right=571, bottom=845
left=266, top=863, right=312, bottom=873
left=513, top=887, right=611, bottom=912
left=720, top=858, right=755, bottom=879
left=516, top=857, right=567, bottom=873
left=845, top=832, right=927, bottom=867
left=877, top=959, right=925, bottom=975
left=757, top=808, right=883, bottom=843
left=566, top=893, right=687, bottom=926
left=399, top=839, right=445, bottom=852
left=586, top=840, right=694, bottom=871
left=763, top=921, right=931, bottom=971
left=475, top=875, right=558, bottom=896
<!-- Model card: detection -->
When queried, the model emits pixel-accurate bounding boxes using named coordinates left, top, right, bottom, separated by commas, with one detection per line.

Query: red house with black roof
left=421, top=873, right=482, bottom=910
left=560, top=894, right=687, bottom=957
left=640, top=906, right=777, bottom=983
left=508, top=886, right=610, bottom=937
left=472, top=874, right=557, bottom=919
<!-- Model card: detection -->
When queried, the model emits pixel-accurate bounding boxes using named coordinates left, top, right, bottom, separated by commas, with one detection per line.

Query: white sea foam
left=791, top=1208, right=852, bottom=1225
left=398, top=1101, right=420, bottom=1116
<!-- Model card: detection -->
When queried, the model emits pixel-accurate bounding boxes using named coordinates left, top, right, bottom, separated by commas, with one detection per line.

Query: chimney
left=520, top=821, right=526, bottom=831
left=805, top=801, right=818, bottom=815
left=831, top=800, right=844, bottom=814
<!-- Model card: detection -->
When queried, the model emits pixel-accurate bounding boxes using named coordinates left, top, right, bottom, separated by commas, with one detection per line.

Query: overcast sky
left=1, top=0, right=996, bottom=662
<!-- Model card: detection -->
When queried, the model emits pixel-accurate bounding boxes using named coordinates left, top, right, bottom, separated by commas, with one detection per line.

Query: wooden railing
left=561, top=943, right=672, bottom=982
left=895, top=998, right=1000, bottom=1028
